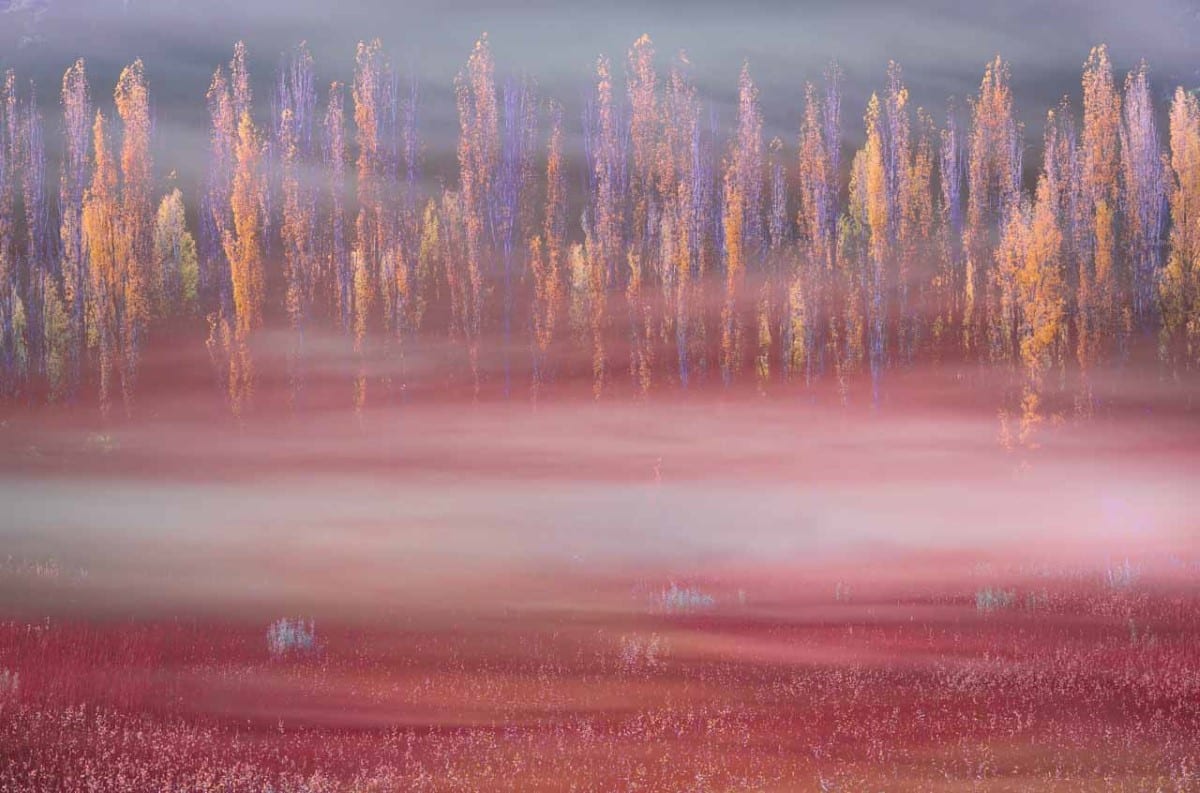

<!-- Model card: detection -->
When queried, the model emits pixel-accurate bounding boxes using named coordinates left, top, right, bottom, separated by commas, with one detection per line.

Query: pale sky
left=2, top=0, right=1197, bottom=188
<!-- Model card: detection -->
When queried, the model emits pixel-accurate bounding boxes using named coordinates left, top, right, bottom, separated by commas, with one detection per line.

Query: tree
left=794, top=66, right=841, bottom=383
left=626, top=34, right=658, bottom=275
left=720, top=162, right=745, bottom=385
left=153, top=188, right=198, bottom=319
left=276, top=43, right=318, bottom=404
left=82, top=110, right=119, bottom=414
left=661, top=55, right=699, bottom=387
left=567, top=241, right=604, bottom=397
left=1019, top=175, right=1066, bottom=378
left=114, top=59, right=153, bottom=410
left=839, top=146, right=870, bottom=388
left=221, top=92, right=265, bottom=415
left=936, top=101, right=964, bottom=348
left=0, top=73, right=16, bottom=394
left=203, top=61, right=235, bottom=319
left=589, top=54, right=623, bottom=293
left=1161, top=87, right=1200, bottom=365
left=720, top=63, right=761, bottom=386
left=531, top=101, right=565, bottom=397
left=863, top=93, right=889, bottom=389
left=494, top=76, right=537, bottom=396
left=964, top=56, right=1022, bottom=354
left=1120, top=63, right=1167, bottom=332
left=454, top=34, right=499, bottom=394
left=20, top=83, right=49, bottom=394
left=59, top=59, right=91, bottom=397
left=77, top=61, right=154, bottom=415
left=201, top=43, right=265, bottom=416
left=323, top=81, right=350, bottom=332
left=899, top=108, right=935, bottom=360
left=1077, top=45, right=1121, bottom=365
left=733, top=63, right=764, bottom=260
left=995, top=172, right=1065, bottom=448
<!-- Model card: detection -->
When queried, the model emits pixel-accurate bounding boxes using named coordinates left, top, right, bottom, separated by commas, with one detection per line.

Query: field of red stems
left=0, top=349, right=1198, bottom=791
left=3, top=22, right=1200, bottom=790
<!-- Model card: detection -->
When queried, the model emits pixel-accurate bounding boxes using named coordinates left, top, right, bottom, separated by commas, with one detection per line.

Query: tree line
left=0, top=36, right=1197, bottom=415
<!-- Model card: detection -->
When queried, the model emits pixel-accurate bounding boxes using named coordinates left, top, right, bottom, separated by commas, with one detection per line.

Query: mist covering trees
left=0, top=37, right=1195, bottom=417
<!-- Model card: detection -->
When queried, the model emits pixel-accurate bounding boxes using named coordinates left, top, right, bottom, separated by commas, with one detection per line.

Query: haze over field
left=0, top=366, right=1196, bottom=618
left=1, top=2, right=1199, bottom=790
left=2, top=363, right=1198, bottom=790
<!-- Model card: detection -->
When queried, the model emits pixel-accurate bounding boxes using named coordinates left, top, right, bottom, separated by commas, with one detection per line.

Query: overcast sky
left=2, top=0, right=1198, bottom=187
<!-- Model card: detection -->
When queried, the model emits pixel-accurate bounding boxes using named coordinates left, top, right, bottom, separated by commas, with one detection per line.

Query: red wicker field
left=1, top=561, right=1198, bottom=790
left=1, top=362, right=1197, bottom=791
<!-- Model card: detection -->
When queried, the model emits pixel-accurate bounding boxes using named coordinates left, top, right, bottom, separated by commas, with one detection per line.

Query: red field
left=1, top=564, right=1198, bottom=790
left=0, top=356, right=1197, bottom=791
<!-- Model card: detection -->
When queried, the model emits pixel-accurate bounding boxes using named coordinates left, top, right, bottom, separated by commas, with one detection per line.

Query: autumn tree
left=203, top=59, right=236, bottom=372
left=863, top=93, right=889, bottom=389
left=323, top=81, right=350, bottom=332
left=899, top=108, right=935, bottom=360
left=964, top=56, right=1022, bottom=354
left=276, top=43, right=318, bottom=404
left=588, top=54, right=624, bottom=293
left=1119, top=63, right=1166, bottom=333
left=76, top=61, right=154, bottom=414
left=210, top=44, right=265, bottom=415
left=935, top=101, right=964, bottom=348
left=720, top=162, right=746, bottom=385
left=531, top=101, right=566, bottom=397
left=1077, top=45, right=1122, bottom=365
left=18, top=80, right=50, bottom=394
left=995, top=170, right=1065, bottom=448
left=1019, top=175, right=1066, bottom=379
left=351, top=39, right=385, bottom=409
left=82, top=110, right=119, bottom=414
left=661, top=56, right=699, bottom=387
left=625, top=36, right=659, bottom=392
left=113, top=59, right=153, bottom=410
left=153, top=188, right=198, bottom=319
left=455, top=34, right=499, bottom=394
left=0, top=75, right=49, bottom=397
left=793, top=64, right=842, bottom=383
left=414, top=198, right=440, bottom=335
left=581, top=53, right=627, bottom=394
left=720, top=63, right=762, bottom=385
left=626, top=35, right=658, bottom=265
left=59, top=59, right=90, bottom=397
left=568, top=240, right=605, bottom=397
left=838, top=145, right=870, bottom=392
left=1161, top=87, right=1200, bottom=365
left=0, top=74, right=16, bottom=393
left=733, top=63, right=765, bottom=260
left=758, top=136, right=789, bottom=386
left=494, top=76, right=538, bottom=396
left=882, top=66, right=910, bottom=350
left=441, top=189, right=471, bottom=356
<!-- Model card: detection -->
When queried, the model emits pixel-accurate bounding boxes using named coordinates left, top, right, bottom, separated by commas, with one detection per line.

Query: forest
left=0, top=36, right=1196, bottom=421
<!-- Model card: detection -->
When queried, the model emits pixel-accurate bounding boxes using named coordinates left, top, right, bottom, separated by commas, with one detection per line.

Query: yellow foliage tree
left=222, top=108, right=265, bottom=415
left=82, top=110, right=119, bottom=414
left=1162, top=88, right=1200, bottom=364
left=153, top=188, right=198, bottom=318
